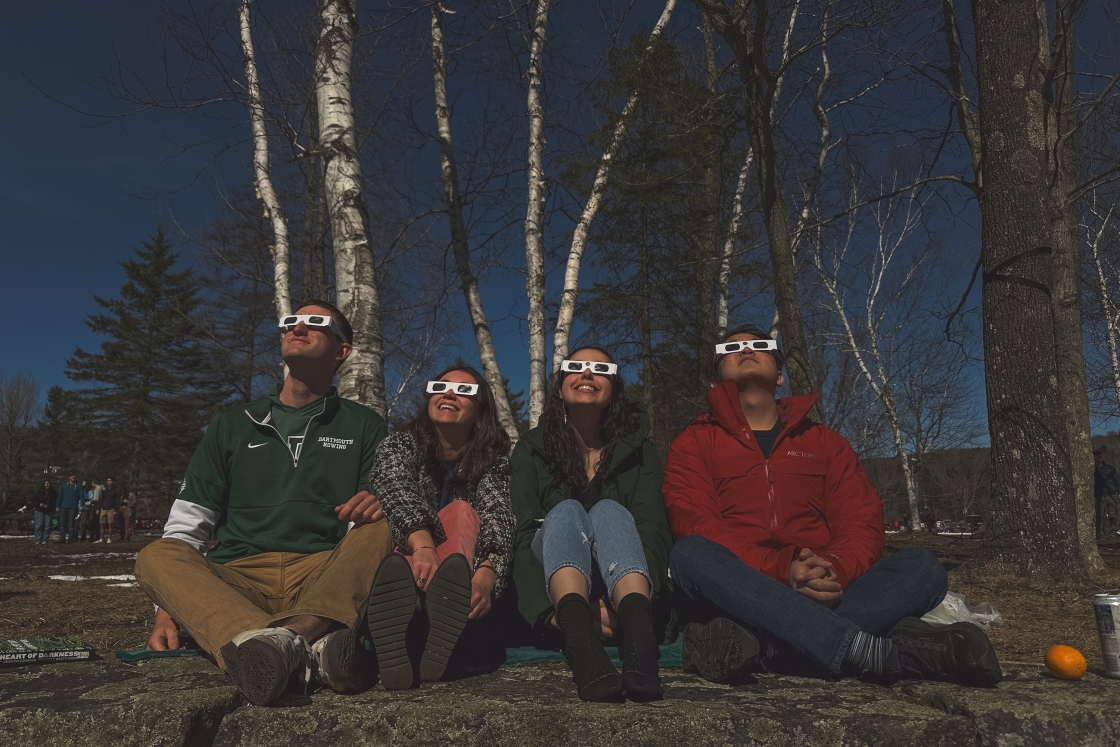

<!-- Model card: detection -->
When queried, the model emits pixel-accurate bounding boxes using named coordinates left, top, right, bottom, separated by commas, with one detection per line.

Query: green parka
left=510, top=407, right=673, bottom=628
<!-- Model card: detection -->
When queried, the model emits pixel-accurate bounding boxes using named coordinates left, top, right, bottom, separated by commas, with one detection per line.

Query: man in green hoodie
left=135, top=301, right=391, bottom=705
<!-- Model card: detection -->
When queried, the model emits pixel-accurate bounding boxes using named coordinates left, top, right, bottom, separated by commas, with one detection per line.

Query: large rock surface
left=0, top=657, right=1116, bottom=746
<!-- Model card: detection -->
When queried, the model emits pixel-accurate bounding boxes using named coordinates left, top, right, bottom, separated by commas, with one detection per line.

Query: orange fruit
left=1045, top=645, right=1087, bottom=680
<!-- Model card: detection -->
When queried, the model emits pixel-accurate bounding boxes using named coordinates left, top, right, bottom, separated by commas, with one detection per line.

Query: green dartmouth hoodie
left=167, top=385, right=387, bottom=564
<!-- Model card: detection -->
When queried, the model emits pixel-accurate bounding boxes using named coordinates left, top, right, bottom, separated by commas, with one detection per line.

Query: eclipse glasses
left=715, top=339, right=777, bottom=355
left=560, top=360, right=618, bottom=375
left=278, top=314, right=349, bottom=343
left=427, top=381, right=480, bottom=396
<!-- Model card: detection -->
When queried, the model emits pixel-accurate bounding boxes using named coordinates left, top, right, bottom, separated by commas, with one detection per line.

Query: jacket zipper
left=245, top=399, right=328, bottom=468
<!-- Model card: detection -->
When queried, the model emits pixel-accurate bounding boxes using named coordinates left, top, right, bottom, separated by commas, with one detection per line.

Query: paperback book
left=0, top=636, right=93, bottom=665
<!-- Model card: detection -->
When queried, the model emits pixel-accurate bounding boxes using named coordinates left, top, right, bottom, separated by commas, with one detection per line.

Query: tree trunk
left=973, top=0, right=1085, bottom=581
left=640, top=205, right=655, bottom=432
left=431, top=4, right=520, bottom=445
left=525, top=0, right=551, bottom=428
left=551, top=0, right=678, bottom=365
left=718, top=151, right=752, bottom=337
left=315, top=0, right=386, bottom=414
left=239, top=0, right=292, bottom=321
left=697, top=15, right=720, bottom=393
left=693, top=0, right=822, bottom=421
left=1049, top=0, right=1101, bottom=571
left=940, top=0, right=982, bottom=189
left=1087, top=203, right=1120, bottom=412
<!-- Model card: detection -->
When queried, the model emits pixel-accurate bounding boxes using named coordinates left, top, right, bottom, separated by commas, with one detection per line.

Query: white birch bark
left=431, top=4, right=520, bottom=444
left=239, top=0, right=291, bottom=321
left=810, top=186, right=926, bottom=529
left=315, top=0, right=386, bottom=413
left=551, top=0, right=678, bottom=365
left=1087, top=197, right=1120, bottom=411
left=525, top=0, right=551, bottom=427
left=717, top=150, right=753, bottom=337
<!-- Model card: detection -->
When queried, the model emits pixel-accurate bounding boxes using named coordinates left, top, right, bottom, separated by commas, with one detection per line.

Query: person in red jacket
left=663, top=324, right=1001, bottom=686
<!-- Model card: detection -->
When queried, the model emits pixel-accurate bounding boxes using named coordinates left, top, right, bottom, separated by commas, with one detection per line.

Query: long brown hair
left=409, top=365, right=511, bottom=488
left=540, top=345, right=641, bottom=492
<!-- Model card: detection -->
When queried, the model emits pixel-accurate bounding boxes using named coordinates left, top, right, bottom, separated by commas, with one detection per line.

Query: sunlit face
left=281, top=305, right=352, bottom=372
left=560, top=348, right=614, bottom=412
left=427, top=370, right=481, bottom=430
left=713, top=333, right=783, bottom=390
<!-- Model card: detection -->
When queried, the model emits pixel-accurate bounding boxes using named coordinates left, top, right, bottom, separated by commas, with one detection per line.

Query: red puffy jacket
left=663, top=380, right=884, bottom=589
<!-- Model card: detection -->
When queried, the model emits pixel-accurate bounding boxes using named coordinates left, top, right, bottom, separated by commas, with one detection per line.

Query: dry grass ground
left=0, top=531, right=1118, bottom=675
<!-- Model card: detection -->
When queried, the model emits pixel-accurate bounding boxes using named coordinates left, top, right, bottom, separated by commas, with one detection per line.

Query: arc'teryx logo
left=786, top=450, right=818, bottom=459
left=319, top=436, right=353, bottom=451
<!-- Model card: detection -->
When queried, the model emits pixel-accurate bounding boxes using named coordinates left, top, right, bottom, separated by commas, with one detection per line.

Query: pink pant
left=402, top=500, right=480, bottom=568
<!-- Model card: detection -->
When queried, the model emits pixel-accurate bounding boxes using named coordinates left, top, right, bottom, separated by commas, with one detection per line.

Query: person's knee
left=669, top=534, right=718, bottom=580
left=896, top=547, right=947, bottom=597
left=544, top=499, right=588, bottom=530
left=135, top=538, right=193, bottom=582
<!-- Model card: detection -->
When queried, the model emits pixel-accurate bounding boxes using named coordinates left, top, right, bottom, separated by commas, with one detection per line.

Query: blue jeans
left=531, top=499, right=651, bottom=603
left=670, top=535, right=947, bottom=673
left=59, top=508, right=77, bottom=542
left=33, top=511, right=52, bottom=543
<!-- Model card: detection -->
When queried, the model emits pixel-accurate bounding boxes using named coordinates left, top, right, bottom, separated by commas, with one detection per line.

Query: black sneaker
left=367, top=554, right=418, bottom=690
left=310, top=628, right=368, bottom=693
left=888, top=617, right=1002, bottom=687
left=220, top=627, right=309, bottom=706
left=682, top=617, right=759, bottom=684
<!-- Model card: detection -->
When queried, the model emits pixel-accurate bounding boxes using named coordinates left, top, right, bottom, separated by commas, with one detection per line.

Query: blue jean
left=531, top=499, right=651, bottom=603
left=59, top=508, right=77, bottom=542
left=34, top=511, right=52, bottom=543
left=670, top=535, right=947, bottom=673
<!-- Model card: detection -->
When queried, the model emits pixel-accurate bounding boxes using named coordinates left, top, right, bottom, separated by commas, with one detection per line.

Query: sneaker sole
left=367, top=554, right=417, bottom=690
left=234, top=638, right=293, bottom=705
left=682, top=618, right=759, bottom=684
left=892, top=617, right=1003, bottom=687
left=419, top=554, right=472, bottom=682
left=319, top=628, right=364, bottom=693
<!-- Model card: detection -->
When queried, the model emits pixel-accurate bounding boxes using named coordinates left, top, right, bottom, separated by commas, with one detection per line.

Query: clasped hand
left=789, top=547, right=841, bottom=607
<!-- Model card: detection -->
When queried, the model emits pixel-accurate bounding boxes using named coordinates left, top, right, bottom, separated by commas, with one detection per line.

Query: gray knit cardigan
left=368, top=431, right=514, bottom=594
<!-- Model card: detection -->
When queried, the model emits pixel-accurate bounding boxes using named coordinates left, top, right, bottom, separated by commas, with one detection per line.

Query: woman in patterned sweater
left=366, top=365, right=513, bottom=688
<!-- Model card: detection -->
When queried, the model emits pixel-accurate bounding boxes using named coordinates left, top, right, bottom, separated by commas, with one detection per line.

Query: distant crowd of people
left=30, top=475, right=133, bottom=544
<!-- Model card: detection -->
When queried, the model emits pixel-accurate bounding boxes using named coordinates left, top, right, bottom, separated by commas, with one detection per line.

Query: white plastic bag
left=921, top=590, right=1003, bottom=630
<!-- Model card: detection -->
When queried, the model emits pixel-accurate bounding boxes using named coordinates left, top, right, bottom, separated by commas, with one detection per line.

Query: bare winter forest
left=3, top=0, right=1120, bottom=583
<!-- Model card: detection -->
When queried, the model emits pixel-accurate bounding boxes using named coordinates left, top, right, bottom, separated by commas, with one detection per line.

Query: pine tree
left=64, top=229, right=229, bottom=515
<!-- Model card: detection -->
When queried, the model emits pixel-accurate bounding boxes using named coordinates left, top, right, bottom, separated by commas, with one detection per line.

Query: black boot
left=616, top=593, right=662, bottom=701
left=555, top=593, right=624, bottom=702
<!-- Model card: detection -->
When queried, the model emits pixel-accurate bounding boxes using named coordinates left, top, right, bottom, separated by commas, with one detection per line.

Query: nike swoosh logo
left=248, top=442, right=268, bottom=449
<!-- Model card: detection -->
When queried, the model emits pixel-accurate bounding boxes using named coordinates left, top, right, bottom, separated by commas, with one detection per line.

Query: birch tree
left=431, top=3, right=520, bottom=443
left=238, top=0, right=292, bottom=322
left=1086, top=193, right=1120, bottom=413
left=549, top=0, right=679, bottom=367
left=524, top=0, right=551, bottom=428
left=810, top=180, right=928, bottom=529
left=315, top=0, right=386, bottom=413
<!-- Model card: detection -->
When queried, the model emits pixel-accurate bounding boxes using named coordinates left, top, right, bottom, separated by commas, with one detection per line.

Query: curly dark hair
left=541, top=345, right=642, bottom=492
left=409, top=365, right=511, bottom=489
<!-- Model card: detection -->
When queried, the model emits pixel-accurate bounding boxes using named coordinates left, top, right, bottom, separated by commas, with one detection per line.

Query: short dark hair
left=710, top=323, right=785, bottom=380
left=298, top=299, right=353, bottom=344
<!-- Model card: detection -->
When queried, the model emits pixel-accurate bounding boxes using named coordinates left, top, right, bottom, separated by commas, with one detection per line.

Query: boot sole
left=367, top=554, right=417, bottom=690
left=319, top=628, right=364, bottom=693
left=419, top=554, right=472, bottom=682
left=682, top=618, right=759, bottom=684
left=892, top=617, right=1003, bottom=687
left=232, top=638, right=292, bottom=705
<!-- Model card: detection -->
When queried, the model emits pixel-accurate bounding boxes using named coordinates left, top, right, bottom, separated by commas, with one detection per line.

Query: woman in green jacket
left=511, top=345, right=672, bottom=702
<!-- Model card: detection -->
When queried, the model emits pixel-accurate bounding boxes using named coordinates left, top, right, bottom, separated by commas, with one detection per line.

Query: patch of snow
left=107, top=582, right=138, bottom=588
left=0, top=535, right=33, bottom=540
left=48, top=574, right=136, bottom=582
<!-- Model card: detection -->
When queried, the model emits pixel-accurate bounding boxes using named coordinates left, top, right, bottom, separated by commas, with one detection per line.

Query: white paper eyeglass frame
left=559, top=359, right=619, bottom=376
left=715, top=339, right=778, bottom=355
left=278, top=314, right=349, bottom=343
left=426, top=381, right=480, bottom=396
